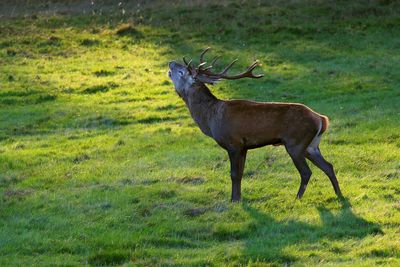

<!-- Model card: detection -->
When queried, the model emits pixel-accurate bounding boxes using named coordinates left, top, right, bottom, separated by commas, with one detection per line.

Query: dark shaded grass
left=80, top=38, right=101, bottom=46
left=88, top=250, right=131, bottom=266
left=82, top=82, right=118, bottom=94
left=239, top=199, right=383, bottom=264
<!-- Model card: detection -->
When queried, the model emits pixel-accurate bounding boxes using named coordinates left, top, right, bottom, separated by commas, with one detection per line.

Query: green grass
left=1, top=0, right=400, bottom=266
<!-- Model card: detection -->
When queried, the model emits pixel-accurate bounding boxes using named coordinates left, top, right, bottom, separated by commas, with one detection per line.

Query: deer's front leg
left=228, top=148, right=247, bottom=202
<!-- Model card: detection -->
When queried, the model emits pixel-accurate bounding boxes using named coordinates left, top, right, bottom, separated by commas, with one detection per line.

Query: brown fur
left=186, top=84, right=323, bottom=151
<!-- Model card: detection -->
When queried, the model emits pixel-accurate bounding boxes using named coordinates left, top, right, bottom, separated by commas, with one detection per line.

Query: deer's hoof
left=231, top=197, right=241, bottom=203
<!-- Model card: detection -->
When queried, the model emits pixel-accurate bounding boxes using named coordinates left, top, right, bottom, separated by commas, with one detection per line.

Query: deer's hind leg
left=285, top=143, right=312, bottom=199
left=305, top=135, right=342, bottom=197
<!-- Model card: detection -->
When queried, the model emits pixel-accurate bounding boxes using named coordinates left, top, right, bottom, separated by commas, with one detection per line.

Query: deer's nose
left=168, top=61, right=176, bottom=69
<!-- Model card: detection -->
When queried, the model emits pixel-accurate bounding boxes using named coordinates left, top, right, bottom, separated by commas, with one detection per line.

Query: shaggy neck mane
left=190, top=82, right=218, bottom=101
left=181, top=82, right=220, bottom=137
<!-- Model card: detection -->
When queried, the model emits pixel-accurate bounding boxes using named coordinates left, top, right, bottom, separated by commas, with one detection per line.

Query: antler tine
left=210, top=56, right=220, bottom=66
left=199, top=47, right=211, bottom=64
left=183, top=57, right=193, bottom=67
left=198, top=62, right=207, bottom=68
left=183, top=56, right=193, bottom=67
left=248, top=60, right=264, bottom=78
left=245, top=60, right=263, bottom=77
left=218, top=59, right=238, bottom=76
left=201, top=56, right=220, bottom=71
left=248, top=60, right=259, bottom=70
left=219, top=60, right=263, bottom=80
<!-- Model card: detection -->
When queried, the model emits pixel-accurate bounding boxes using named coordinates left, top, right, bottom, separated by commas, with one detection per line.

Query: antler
left=218, top=60, right=264, bottom=80
left=184, top=48, right=264, bottom=84
left=182, top=56, right=192, bottom=69
left=199, top=47, right=210, bottom=66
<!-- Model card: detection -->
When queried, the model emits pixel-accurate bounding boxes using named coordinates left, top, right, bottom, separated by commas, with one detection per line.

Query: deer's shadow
left=240, top=197, right=382, bottom=263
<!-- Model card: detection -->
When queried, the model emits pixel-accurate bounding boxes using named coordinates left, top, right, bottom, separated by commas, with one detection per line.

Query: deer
left=168, top=48, right=342, bottom=202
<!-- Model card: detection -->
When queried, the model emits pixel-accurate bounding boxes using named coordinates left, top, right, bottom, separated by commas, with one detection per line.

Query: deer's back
left=211, top=100, right=323, bottom=149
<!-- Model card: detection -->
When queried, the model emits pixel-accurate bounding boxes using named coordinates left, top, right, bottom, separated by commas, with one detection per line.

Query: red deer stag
left=168, top=48, right=342, bottom=202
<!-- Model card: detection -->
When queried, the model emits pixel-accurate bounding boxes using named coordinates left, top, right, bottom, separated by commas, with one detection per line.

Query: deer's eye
left=178, top=70, right=184, bottom=76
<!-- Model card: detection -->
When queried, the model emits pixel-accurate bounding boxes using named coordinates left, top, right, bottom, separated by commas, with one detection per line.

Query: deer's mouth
left=168, top=70, right=172, bottom=78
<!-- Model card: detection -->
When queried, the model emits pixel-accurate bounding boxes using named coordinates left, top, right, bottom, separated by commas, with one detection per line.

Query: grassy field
left=1, top=0, right=400, bottom=266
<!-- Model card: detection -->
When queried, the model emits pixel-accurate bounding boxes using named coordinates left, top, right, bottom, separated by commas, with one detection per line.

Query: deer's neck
left=183, top=83, right=221, bottom=137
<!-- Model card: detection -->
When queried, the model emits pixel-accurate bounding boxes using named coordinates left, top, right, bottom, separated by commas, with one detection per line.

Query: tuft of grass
left=80, top=38, right=101, bottom=46
left=115, top=23, right=143, bottom=38
left=82, top=82, right=118, bottom=94
left=88, top=250, right=131, bottom=266
left=93, top=70, right=115, bottom=77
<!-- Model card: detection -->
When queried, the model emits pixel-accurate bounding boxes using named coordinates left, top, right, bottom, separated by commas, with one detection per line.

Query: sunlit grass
left=0, top=0, right=400, bottom=266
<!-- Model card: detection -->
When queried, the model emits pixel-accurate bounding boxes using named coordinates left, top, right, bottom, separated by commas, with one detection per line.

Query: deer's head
left=168, top=61, right=195, bottom=97
left=168, top=48, right=263, bottom=97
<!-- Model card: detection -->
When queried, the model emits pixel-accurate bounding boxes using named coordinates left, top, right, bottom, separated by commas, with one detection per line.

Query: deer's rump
left=216, top=100, right=326, bottom=149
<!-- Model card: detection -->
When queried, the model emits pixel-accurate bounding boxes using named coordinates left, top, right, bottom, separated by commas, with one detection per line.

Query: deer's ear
left=187, top=67, right=197, bottom=77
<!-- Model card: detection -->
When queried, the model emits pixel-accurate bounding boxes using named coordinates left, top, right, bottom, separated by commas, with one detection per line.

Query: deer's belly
left=242, top=135, right=283, bottom=149
left=212, top=128, right=283, bottom=150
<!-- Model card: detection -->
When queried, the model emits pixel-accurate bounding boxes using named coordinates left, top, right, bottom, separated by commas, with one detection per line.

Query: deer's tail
left=318, top=115, right=330, bottom=136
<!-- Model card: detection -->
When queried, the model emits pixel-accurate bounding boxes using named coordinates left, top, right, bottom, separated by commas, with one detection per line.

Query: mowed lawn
left=0, top=1, right=399, bottom=266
